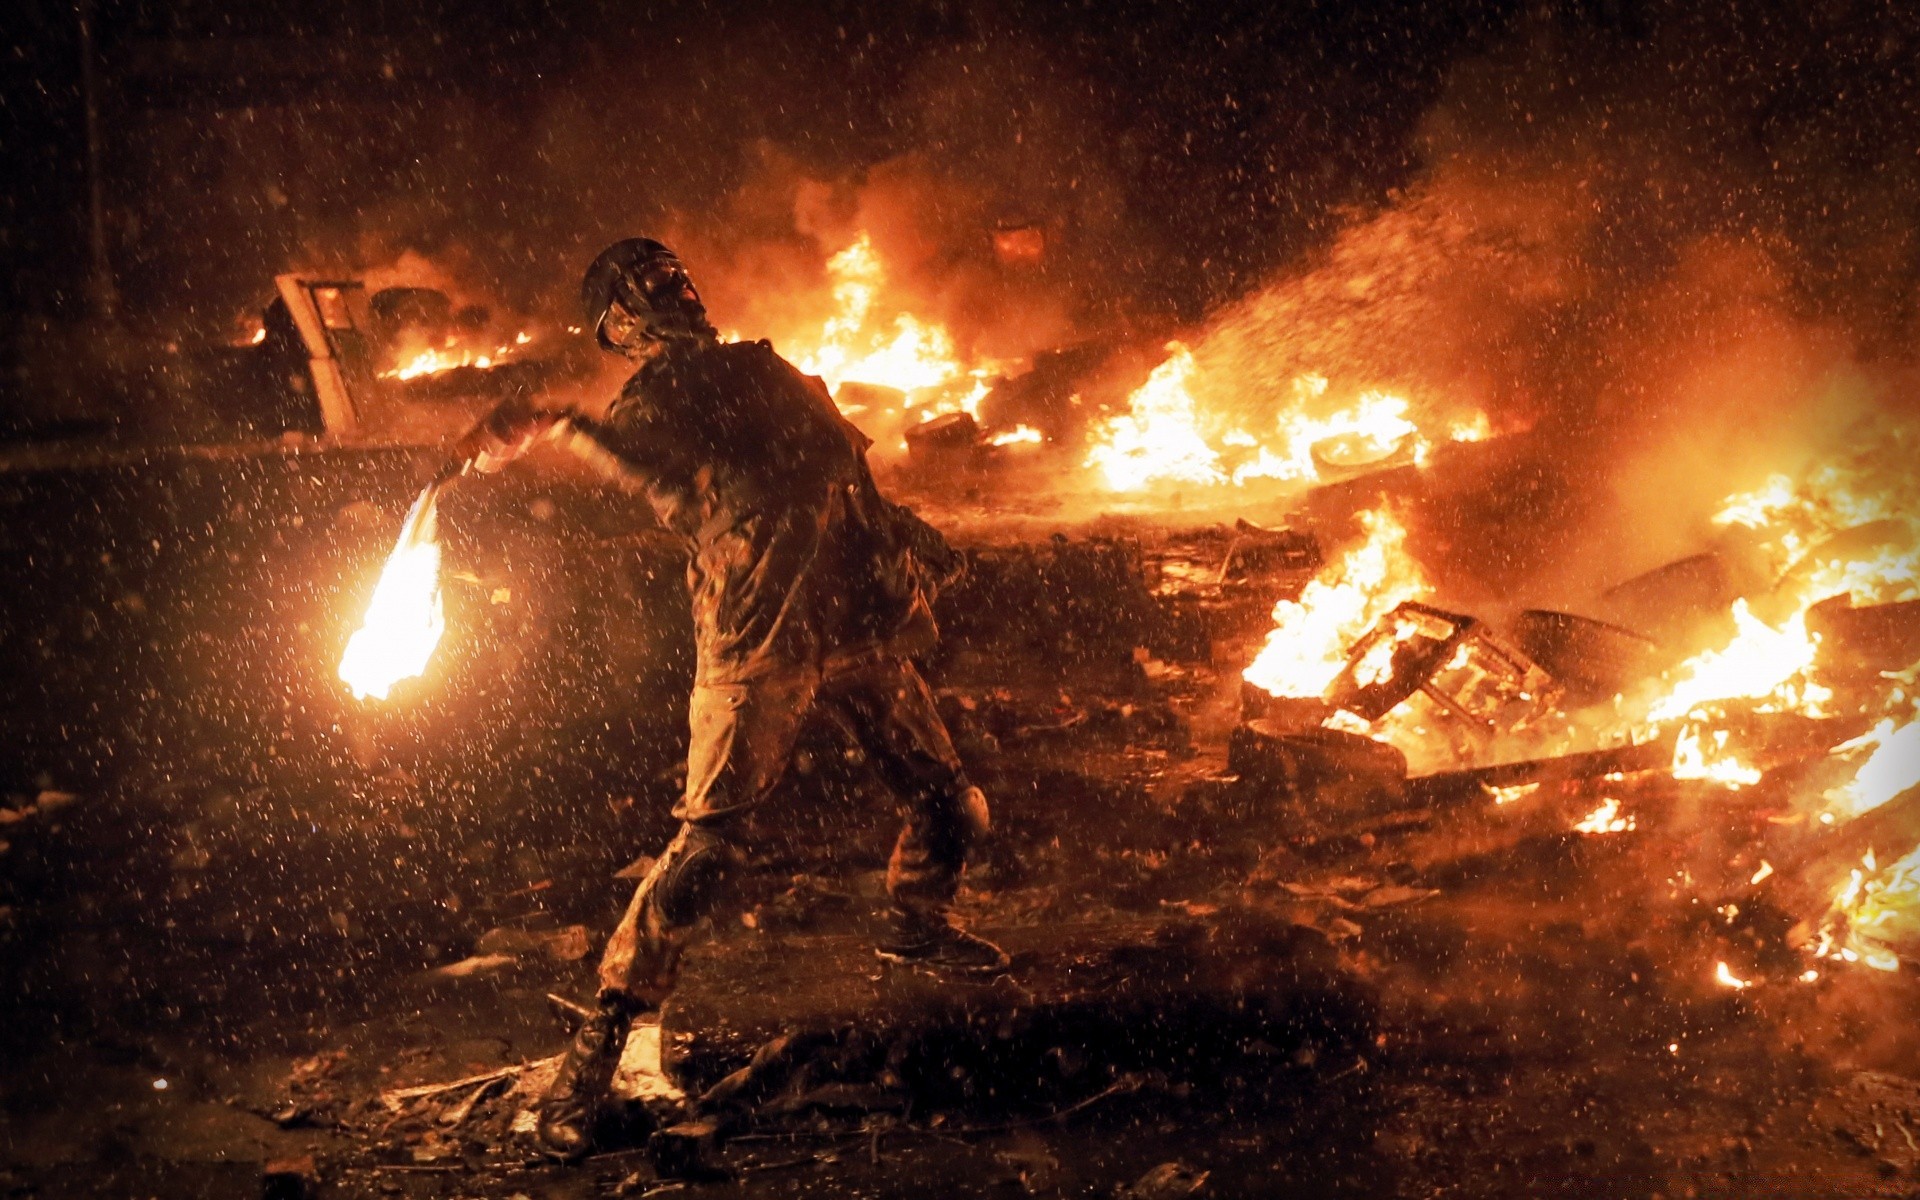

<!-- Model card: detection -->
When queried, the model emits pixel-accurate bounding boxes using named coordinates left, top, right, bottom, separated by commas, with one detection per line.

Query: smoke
left=211, top=22, right=1166, bottom=373
left=1159, top=4, right=1920, bottom=609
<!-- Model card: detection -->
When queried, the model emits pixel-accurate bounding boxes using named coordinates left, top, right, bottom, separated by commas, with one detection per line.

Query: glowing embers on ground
left=1573, top=796, right=1635, bottom=835
left=1714, top=961, right=1755, bottom=990
left=1243, top=507, right=1430, bottom=701
left=789, top=232, right=994, bottom=424
left=1083, top=342, right=1488, bottom=493
left=340, top=488, right=446, bottom=701
left=382, top=330, right=534, bottom=381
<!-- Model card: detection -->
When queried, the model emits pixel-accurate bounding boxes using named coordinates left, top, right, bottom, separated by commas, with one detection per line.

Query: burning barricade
left=1222, top=433, right=1920, bottom=984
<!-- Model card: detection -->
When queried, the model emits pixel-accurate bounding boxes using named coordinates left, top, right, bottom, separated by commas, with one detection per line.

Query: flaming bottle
left=339, top=487, right=447, bottom=701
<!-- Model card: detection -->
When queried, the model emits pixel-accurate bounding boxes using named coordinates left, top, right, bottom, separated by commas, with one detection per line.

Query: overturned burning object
left=1326, top=602, right=1562, bottom=738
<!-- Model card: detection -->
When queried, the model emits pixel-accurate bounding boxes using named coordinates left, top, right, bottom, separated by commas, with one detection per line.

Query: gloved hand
left=454, top=393, right=566, bottom=474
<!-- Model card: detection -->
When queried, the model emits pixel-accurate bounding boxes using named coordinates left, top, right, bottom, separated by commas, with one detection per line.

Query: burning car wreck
left=5, top=2, right=1920, bottom=1198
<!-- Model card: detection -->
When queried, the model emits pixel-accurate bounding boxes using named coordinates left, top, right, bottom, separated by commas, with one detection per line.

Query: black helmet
left=580, top=238, right=715, bottom=350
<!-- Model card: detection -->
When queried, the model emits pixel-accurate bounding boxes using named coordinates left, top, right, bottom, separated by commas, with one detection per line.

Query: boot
left=876, top=907, right=1009, bottom=977
left=534, top=1000, right=635, bottom=1161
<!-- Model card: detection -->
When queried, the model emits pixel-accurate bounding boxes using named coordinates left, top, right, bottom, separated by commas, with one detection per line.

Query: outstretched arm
left=445, top=392, right=657, bottom=487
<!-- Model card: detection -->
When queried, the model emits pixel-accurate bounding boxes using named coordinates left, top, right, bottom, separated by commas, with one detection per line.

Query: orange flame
left=788, top=233, right=994, bottom=424
left=1573, top=797, right=1635, bottom=834
left=339, top=489, right=445, bottom=701
left=1243, top=507, right=1430, bottom=699
left=381, top=332, right=533, bottom=381
left=1085, top=344, right=1486, bottom=493
left=1646, top=599, right=1830, bottom=723
left=1824, top=717, right=1920, bottom=821
left=1815, top=849, right=1914, bottom=973
left=1671, top=723, right=1762, bottom=789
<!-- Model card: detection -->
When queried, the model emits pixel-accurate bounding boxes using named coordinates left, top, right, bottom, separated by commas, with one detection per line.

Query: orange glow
left=1084, top=344, right=1487, bottom=493
left=381, top=332, right=533, bottom=381
left=787, top=233, right=995, bottom=424
left=1671, top=723, right=1762, bottom=789
left=1714, top=961, right=1754, bottom=990
left=1243, top=507, right=1430, bottom=699
left=990, top=424, right=1044, bottom=447
left=1823, top=716, right=1920, bottom=822
left=1645, top=599, right=1829, bottom=723
left=1573, top=797, right=1635, bottom=834
left=340, top=489, right=445, bottom=701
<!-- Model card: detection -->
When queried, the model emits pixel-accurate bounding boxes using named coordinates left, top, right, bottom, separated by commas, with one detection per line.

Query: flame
left=1243, top=507, right=1430, bottom=699
left=1816, top=848, right=1917, bottom=973
left=1671, top=723, right=1762, bottom=788
left=990, top=424, right=1044, bottom=448
left=1824, top=717, right=1920, bottom=821
left=1713, top=458, right=1920, bottom=608
left=1084, top=344, right=1486, bottom=492
left=1084, top=344, right=1225, bottom=490
left=381, top=332, right=532, bottom=381
left=1573, top=797, right=1635, bottom=834
left=1448, top=412, right=1492, bottom=443
left=1646, top=599, right=1829, bottom=723
left=339, top=489, right=445, bottom=701
left=788, top=233, right=993, bottom=423
left=1714, top=961, right=1754, bottom=990
left=1484, top=781, right=1542, bottom=805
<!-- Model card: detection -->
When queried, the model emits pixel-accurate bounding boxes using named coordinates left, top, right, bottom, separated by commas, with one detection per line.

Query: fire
left=1713, top=459, right=1920, bottom=609
left=1228, top=388, right=1427, bottom=486
left=1645, top=599, right=1829, bottom=723
left=789, top=233, right=993, bottom=423
left=1084, top=344, right=1224, bottom=490
left=1485, top=781, right=1541, bottom=805
left=1573, top=797, right=1635, bottom=834
left=1816, top=849, right=1916, bottom=973
left=990, top=424, right=1044, bottom=448
left=381, top=332, right=533, bottom=381
left=1671, top=723, right=1762, bottom=788
left=1243, top=507, right=1430, bottom=699
left=1713, top=961, right=1754, bottom=990
left=339, top=489, right=445, bottom=701
left=1824, top=717, right=1920, bottom=821
left=1084, top=343, right=1487, bottom=493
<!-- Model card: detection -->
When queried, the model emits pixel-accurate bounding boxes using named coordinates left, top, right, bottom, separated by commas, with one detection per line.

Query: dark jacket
left=568, top=339, right=951, bottom=685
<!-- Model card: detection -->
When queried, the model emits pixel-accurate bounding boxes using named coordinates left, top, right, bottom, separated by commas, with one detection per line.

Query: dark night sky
left=0, top=0, right=1524, bottom=331
left=2, top=0, right=1917, bottom=425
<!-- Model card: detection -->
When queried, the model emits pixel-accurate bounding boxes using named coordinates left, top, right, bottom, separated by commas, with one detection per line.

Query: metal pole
left=77, top=0, right=118, bottom=320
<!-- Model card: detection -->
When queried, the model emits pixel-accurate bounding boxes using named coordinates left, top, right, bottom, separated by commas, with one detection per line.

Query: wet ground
left=3, top=475, right=1919, bottom=1198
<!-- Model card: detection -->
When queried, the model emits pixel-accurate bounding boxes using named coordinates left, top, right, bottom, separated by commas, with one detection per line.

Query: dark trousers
left=596, top=651, right=984, bottom=1006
